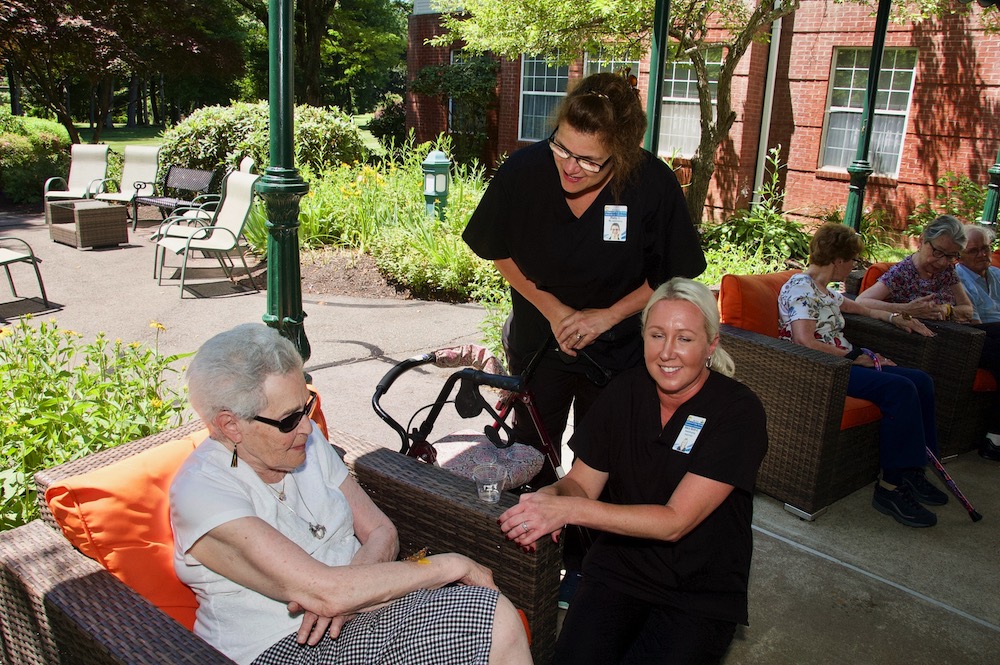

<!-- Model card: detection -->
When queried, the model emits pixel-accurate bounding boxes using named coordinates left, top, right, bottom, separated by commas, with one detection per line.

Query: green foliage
left=701, top=146, right=811, bottom=264
left=697, top=244, right=789, bottom=286
left=0, top=318, right=191, bottom=530
left=367, top=94, right=406, bottom=150
left=157, top=102, right=369, bottom=189
left=410, top=57, right=499, bottom=164
left=820, top=206, right=898, bottom=262
left=0, top=109, right=70, bottom=203
left=906, top=171, right=988, bottom=235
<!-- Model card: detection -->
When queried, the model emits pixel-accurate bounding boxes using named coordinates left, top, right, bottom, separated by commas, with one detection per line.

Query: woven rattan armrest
left=0, top=520, right=234, bottom=665
left=334, top=428, right=561, bottom=665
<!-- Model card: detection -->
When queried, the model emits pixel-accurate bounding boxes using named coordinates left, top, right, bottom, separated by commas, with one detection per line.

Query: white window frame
left=819, top=47, right=917, bottom=178
left=448, top=50, right=469, bottom=136
left=584, top=49, right=640, bottom=79
left=657, top=45, right=723, bottom=159
left=518, top=54, right=569, bottom=142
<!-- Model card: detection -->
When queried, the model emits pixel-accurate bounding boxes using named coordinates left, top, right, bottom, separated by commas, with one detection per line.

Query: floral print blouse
left=878, top=255, right=959, bottom=304
left=777, top=273, right=853, bottom=351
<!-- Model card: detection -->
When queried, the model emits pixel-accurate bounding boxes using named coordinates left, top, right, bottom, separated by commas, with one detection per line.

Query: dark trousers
left=847, top=365, right=937, bottom=468
left=554, top=578, right=737, bottom=665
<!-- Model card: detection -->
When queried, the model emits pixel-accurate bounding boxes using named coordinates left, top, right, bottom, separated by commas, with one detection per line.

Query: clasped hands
left=903, top=295, right=973, bottom=323
left=554, top=308, right=616, bottom=356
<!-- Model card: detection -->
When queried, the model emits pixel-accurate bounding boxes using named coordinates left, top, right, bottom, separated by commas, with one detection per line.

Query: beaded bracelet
left=860, top=347, right=881, bottom=371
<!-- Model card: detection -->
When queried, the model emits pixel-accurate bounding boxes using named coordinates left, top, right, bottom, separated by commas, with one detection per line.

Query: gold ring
left=576, top=333, right=582, bottom=340
left=521, top=522, right=529, bottom=532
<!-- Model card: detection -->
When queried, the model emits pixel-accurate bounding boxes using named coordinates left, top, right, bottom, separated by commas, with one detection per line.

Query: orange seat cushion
left=718, top=270, right=801, bottom=337
left=840, top=397, right=882, bottom=429
left=859, top=262, right=895, bottom=293
left=973, top=368, right=998, bottom=392
left=992, top=250, right=1000, bottom=269
left=45, top=430, right=208, bottom=630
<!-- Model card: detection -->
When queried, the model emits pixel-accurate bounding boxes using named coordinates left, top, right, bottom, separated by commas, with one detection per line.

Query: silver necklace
left=266, top=474, right=327, bottom=540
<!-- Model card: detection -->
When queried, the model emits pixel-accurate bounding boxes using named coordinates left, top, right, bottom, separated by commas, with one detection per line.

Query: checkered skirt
left=252, top=585, right=498, bottom=665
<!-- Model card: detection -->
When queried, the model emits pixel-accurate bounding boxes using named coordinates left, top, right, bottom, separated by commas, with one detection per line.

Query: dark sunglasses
left=253, top=390, right=318, bottom=433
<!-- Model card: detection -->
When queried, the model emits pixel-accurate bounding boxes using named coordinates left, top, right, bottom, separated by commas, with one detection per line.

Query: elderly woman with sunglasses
left=169, top=324, right=531, bottom=665
left=856, top=215, right=975, bottom=322
left=463, top=72, right=704, bottom=606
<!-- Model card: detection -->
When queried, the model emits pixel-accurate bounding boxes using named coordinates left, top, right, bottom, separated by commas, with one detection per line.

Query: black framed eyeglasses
left=547, top=129, right=609, bottom=173
left=253, top=390, right=318, bottom=433
left=927, top=239, right=961, bottom=263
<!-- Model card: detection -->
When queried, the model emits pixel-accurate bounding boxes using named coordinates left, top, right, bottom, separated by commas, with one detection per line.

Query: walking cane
left=926, top=446, right=983, bottom=522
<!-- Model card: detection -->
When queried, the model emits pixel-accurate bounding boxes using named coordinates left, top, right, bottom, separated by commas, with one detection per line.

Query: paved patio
left=2, top=204, right=998, bottom=663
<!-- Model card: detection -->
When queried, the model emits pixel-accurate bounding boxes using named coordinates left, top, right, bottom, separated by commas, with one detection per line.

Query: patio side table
left=49, top=200, right=128, bottom=249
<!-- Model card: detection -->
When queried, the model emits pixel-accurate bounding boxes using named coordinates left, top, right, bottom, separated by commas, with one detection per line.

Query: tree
left=434, top=0, right=998, bottom=224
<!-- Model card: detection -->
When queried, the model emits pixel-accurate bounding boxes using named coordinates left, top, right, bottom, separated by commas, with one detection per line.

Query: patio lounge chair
left=0, top=237, right=48, bottom=307
left=0, top=423, right=560, bottom=664
left=94, top=146, right=163, bottom=230
left=154, top=170, right=261, bottom=297
left=43, top=144, right=110, bottom=222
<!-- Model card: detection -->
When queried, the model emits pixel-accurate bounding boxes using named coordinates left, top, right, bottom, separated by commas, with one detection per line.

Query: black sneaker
left=980, top=438, right=1000, bottom=462
left=899, top=468, right=949, bottom=506
left=872, top=483, right=937, bottom=528
left=557, top=570, right=583, bottom=610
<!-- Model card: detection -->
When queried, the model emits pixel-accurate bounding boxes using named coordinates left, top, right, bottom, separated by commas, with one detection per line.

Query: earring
left=230, top=444, right=239, bottom=468
left=705, top=355, right=713, bottom=369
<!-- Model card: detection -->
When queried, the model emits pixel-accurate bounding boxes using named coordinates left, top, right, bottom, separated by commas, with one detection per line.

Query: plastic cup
left=472, top=463, right=505, bottom=503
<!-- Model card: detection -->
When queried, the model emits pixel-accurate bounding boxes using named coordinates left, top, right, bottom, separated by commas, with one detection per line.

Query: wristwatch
left=888, top=312, right=899, bottom=324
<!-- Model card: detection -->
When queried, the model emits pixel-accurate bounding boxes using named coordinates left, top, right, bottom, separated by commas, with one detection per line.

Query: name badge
left=672, top=415, right=706, bottom=454
left=603, top=205, right=627, bottom=242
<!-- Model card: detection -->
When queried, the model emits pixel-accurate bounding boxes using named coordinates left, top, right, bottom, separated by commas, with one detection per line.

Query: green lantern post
left=643, top=0, right=671, bottom=154
left=842, top=0, right=892, bottom=231
left=259, top=0, right=311, bottom=360
left=422, top=150, right=451, bottom=221
left=979, top=146, right=1000, bottom=226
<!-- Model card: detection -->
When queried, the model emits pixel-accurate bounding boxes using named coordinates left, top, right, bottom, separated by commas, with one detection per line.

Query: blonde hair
left=641, top=277, right=735, bottom=377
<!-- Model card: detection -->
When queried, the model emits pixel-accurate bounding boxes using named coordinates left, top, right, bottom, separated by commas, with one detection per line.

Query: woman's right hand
left=903, top=295, right=944, bottom=319
left=434, top=553, right=498, bottom=590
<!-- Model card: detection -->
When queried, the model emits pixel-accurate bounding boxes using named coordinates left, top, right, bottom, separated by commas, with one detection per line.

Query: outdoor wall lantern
left=422, top=150, right=451, bottom=221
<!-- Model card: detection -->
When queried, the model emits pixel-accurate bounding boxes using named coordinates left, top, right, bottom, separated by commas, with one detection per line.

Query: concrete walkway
left=2, top=205, right=998, bottom=663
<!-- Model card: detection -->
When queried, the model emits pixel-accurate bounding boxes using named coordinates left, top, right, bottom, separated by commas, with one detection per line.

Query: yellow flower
left=150, top=399, right=164, bottom=409
left=62, top=329, right=80, bottom=337
left=129, top=341, right=141, bottom=349
left=0, top=328, right=11, bottom=338
left=149, top=320, right=167, bottom=332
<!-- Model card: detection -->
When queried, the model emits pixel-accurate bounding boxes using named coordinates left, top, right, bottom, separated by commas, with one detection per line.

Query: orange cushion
left=992, top=250, right=1000, bottom=269
left=718, top=270, right=801, bottom=337
left=308, top=384, right=329, bottom=440
left=840, top=396, right=882, bottom=429
left=859, top=262, right=895, bottom=293
left=973, top=368, right=998, bottom=392
left=45, top=430, right=208, bottom=630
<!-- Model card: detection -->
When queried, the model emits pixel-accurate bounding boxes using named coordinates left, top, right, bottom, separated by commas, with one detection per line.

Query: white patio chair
left=154, top=170, right=261, bottom=297
left=94, top=146, right=162, bottom=231
left=0, top=237, right=49, bottom=307
left=44, top=144, right=110, bottom=202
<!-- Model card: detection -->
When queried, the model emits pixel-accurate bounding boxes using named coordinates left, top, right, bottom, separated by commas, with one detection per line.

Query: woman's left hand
left=555, top=308, right=616, bottom=355
left=875, top=352, right=896, bottom=367
left=288, top=601, right=353, bottom=645
left=892, top=314, right=935, bottom=337
left=498, top=492, right=566, bottom=551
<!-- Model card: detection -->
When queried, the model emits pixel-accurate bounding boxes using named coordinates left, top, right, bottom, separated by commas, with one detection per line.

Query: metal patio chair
left=0, top=237, right=49, bottom=307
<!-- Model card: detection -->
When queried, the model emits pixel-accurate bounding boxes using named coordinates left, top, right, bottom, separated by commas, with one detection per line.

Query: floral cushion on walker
left=432, top=429, right=545, bottom=490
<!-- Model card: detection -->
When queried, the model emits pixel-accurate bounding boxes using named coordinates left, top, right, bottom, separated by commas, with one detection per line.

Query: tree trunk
left=127, top=74, right=140, bottom=127
left=6, top=65, right=23, bottom=116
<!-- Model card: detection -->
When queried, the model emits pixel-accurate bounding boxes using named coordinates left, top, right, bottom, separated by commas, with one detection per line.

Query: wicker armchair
left=0, top=424, right=560, bottom=665
left=718, top=271, right=940, bottom=519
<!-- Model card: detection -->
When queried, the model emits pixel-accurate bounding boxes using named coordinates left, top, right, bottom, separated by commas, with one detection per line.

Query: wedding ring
left=575, top=333, right=582, bottom=340
left=521, top=522, right=529, bottom=532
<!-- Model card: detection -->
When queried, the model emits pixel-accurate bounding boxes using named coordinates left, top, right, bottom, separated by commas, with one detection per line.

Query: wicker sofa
left=0, top=423, right=561, bottom=665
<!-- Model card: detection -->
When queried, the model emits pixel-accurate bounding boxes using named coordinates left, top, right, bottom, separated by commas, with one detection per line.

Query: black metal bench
left=132, top=166, right=218, bottom=230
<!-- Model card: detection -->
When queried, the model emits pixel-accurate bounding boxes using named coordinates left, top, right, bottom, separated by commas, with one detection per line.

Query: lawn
left=75, top=124, right=165, bottom=152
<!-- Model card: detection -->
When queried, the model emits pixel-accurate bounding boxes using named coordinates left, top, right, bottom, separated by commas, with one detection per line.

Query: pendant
left=309, top=523, right=327, bottom=540
left=277, top=490, right=286, bottom=501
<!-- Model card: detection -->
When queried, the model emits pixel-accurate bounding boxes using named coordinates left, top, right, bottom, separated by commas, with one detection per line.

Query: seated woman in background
left=955, top=223, right=1000, bottom=461
left=858, top=215, right=1000, bottom=462
left=170, top=323, right=531, bottom=665
left=779, top=222, right=946, bottom=528
left=498, top=278, right=768, bottom=665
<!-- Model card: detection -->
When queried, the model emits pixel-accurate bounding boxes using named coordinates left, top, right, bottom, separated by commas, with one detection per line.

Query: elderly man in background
left=956, top=223, right=1000, bottom=461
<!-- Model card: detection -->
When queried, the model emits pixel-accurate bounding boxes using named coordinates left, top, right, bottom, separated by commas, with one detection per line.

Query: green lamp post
left=258, top=0, right=311, bottom=361
left=422, top=150, right=451, bottom=221
left=643, top=0, right=671, bottom=154
left=842, top=0, right=893, bottom=231
left=979, top=146, right=1000, bottom=226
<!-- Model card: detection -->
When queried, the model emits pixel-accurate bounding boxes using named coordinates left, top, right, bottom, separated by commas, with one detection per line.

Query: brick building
left=408, top=0, right=1000, bottom=228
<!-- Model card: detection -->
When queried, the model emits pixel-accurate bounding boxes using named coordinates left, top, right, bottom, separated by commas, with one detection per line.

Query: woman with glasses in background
left=170, top=324, right=532, bottom=665
left=856, top=215, right=975, bottom=321
left=463, top=71, right=704, bottom=608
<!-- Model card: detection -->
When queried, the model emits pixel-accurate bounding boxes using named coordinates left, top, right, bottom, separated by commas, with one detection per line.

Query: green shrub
left=907, top=171, right=988, bottom=235
left=0, top=109, right=71, bottom=204
left=367, top=94, right=406, bottom=151
left=157, top=101, right=369, bottom=190
left=701, top=147, right=810, bottom=264
left=0, top=318, right=191, bottom=530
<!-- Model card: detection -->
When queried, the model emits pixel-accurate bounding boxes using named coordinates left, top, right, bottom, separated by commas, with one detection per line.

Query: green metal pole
left=643, top=0, right=670, bottom=153
left=259, top=0, right=311, bottom=361
left=843, top=0, right=892, bottom=231
left=979, top=146, right=1000, bottom=226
